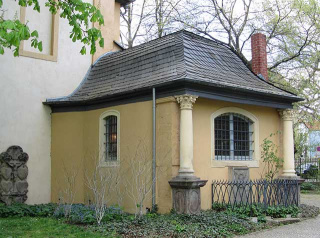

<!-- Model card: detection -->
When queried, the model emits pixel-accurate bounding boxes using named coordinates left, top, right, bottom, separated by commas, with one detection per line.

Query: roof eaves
left=182, top=78, right=303, bottom=102
left=45, top=51, right=117, bottom=104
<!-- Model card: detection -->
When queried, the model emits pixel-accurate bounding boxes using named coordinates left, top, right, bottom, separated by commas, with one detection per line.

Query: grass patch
left=0, top=210, right=261, bottom=238
left=0, top=217, right=107, bottom=238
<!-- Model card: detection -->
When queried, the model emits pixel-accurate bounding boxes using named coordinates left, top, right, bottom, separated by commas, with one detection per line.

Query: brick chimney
left=251, top=33, right=268, bottom=80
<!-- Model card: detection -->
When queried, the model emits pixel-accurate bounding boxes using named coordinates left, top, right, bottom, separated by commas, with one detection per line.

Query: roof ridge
left=180, top=30, right=230, bottom=48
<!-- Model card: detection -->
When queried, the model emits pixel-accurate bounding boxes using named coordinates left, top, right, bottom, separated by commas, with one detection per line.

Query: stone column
left=279, top=109, right=297, bottom=177
left=169, top=94, right=207, bottom=214
left=175, top=94, right=197, bottom=176
left=278, top=109, right=304, bottom=206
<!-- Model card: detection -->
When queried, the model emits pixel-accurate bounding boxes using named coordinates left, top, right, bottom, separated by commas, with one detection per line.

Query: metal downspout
left=152, top=88, right=156, bottom=208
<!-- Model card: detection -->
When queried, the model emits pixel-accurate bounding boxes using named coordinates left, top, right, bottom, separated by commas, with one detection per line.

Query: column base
left=281, top=170, right=297, bottom=177
left=178, top=169, right=195, bottom=177
left=168, top=175, right=207, bottom=214
left=278, top=175, right=304, bottom=183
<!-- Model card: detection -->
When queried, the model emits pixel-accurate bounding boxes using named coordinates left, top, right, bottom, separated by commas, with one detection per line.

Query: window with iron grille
left=105, top=115, right=118, bottom=161
left=214, top=113, right=253, bottom=160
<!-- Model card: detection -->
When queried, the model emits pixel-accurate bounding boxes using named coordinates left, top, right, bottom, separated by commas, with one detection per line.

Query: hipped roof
left=45, top=30, right=303, bottom=111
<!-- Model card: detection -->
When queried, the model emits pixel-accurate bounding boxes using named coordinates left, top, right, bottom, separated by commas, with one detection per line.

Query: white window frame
left=211, top=107, right=260, bottom=168
left=99, top=110, right=120, bottom=167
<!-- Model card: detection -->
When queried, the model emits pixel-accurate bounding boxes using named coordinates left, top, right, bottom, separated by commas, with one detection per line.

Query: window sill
left=211, top=159, right=259, bottom=168
left=99, top=160, right=120, bottom=167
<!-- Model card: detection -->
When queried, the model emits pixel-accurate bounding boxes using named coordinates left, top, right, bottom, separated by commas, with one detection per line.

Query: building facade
left=0, top=0, right=128, bottom=204
left=47, top=31, right=302, bottom=213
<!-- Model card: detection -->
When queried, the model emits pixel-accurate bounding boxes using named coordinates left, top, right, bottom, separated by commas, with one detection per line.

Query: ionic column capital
left=278, top=109, right=295, bottom=121
left=175, top=94, right=198, bottom=110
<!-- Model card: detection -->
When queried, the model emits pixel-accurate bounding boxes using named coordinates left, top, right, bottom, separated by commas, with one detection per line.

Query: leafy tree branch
left=0, top=0, right=105, bottom=56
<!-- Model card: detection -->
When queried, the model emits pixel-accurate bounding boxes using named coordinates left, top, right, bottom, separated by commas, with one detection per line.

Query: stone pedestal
left=169, top=176, right=207, bottom=214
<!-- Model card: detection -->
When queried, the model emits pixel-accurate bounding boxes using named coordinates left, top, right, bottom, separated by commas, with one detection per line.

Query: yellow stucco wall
left=51, top=101, right=153, bottom=213
left=92, top=1, right=122, bottom=62
left=192, top=98, right=282, bottom=210
left=51, top=97, right=283, bottom=213
left=155, top=98, right=180, bottom=213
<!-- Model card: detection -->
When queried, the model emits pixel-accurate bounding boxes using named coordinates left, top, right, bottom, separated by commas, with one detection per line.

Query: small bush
left=53, top=204, right=123, bottom=225
left=213, top=204, right=300, bottom=219
left=54, top=204, right=96, bottom=224
left=265, top=206, right=299, bottom=218
left=0, top=203, right=57, bottom=218
left=212, top=202, right=227, bottom=212
left=304, top=165, right=319, bottom=178
left=301, top=182, right=317, bottom=191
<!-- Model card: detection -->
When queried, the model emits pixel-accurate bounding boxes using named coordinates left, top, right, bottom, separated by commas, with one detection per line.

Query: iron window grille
left=214, top=113, right=253, bottom=160
left=104, top=115, right=118, bottom=161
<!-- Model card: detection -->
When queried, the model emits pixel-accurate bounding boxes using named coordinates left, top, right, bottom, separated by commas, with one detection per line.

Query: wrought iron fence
left=295, top=157, right=319, bottom=181
left=212, top=179, right=299, bottom=210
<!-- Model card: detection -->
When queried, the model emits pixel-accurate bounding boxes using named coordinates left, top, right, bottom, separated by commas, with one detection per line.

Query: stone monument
left=0, top=146, right=29, bottom=205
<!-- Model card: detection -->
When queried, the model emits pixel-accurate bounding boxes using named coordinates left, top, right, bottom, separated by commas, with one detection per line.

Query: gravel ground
left=237, top=194, right=320, bottom=238
left=300, top=193, right=320, bottom=207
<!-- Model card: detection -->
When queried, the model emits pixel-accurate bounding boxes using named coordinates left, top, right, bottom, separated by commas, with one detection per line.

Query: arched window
left=99, top=110, right=120, bottom=166
left=214, top=113, right=253, bottom=160
left=105, top=115, right=118, bottom=161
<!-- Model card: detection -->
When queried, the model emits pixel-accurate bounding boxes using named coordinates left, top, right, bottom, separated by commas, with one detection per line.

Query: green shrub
left=306, top=165, right=319, bottom=178
left=212, top=202, right=227, bottom=211
left=53, top=204, right=123, bottom=225
left=301, top=182, right=317, bottom=191
left=0, top=203, right=57, bottom=218
left=214, top=204, right=300, bottom=219
left=225, top=204, right=264, bottom=217
left=265, top=206, right=299, bottom=218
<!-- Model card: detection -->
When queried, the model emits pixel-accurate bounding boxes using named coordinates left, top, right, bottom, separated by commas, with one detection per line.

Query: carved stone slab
left=229, top=167, right=250, bottom=181
left=229, top=167, right=249, bottom=205
left=0, top=146, right=29, bottom=205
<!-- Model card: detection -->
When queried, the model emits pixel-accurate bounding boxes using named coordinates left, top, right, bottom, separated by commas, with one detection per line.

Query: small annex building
left=45, top=30, right=303, bottom=213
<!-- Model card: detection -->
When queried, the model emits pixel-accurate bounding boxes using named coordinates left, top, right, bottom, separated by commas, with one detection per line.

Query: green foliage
left=301, top=182, right=318, bottom=191
left=0, top=217, right=106, bottom=238
left=0, top=19, right=42, bottom=56
left=54, top=204, right=123, bottom=225
left=174, top=224, right=186, bottom=233
left=261, top=132, right=284, bottom=180
left=213, top=203, right=300, bottom=219
left=0, top=203, right=263, bottom=237
left=266, top=206, right=300, bottom=218
left=0, top=203, right=57, bottom=218
left=302, top=165, right=319, bottom=178
left=0, top=0, right=104, bottom=56
left=45, top=0, right=104, bottom=55
left=150, top=203, right=159, bottom=214
left=101, top=210, right=260, bottom=237
left=212, top=202, right=227, bottom=212
left=226, top=204, right=265, bottom=218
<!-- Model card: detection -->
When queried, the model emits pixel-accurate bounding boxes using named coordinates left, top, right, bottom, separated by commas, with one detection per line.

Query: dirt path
left=300, top=193, right=320, bottom=207
left=237, top=194, right=320, bottom=238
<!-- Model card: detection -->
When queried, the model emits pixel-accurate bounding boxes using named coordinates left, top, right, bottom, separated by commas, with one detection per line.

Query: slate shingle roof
left=46, top=30, right=301, bottom=105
